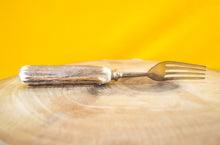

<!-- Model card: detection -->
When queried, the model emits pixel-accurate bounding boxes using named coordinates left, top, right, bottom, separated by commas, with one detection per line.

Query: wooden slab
left=0, top=60, right=220, bottom=145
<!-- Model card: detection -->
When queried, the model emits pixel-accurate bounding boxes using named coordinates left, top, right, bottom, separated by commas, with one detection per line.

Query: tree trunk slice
left=0, top=60, right=220, bottom=145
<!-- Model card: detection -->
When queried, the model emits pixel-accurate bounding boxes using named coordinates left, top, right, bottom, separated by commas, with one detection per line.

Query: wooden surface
left=0, top=60, right=220, bottom=145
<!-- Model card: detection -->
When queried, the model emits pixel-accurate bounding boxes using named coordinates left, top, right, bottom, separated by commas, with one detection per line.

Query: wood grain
left=0, top=60, right=220, bottom=145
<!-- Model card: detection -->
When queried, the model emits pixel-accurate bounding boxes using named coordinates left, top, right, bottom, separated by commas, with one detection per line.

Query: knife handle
left=19, top=65, right=112, bottom=85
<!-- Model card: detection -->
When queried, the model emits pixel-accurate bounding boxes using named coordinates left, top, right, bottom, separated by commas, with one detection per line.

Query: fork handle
left=19, top=65, right=112, bottom=85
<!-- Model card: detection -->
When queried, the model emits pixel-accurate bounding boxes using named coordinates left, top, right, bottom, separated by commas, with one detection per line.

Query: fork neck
left=111, top=69, right=148, bottom=81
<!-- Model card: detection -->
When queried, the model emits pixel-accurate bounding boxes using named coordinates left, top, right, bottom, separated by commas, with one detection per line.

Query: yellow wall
left=0, top=0, right=219, bottom=80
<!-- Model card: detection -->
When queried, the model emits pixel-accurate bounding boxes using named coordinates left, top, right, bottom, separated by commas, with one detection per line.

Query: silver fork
left=19, top=61, right=206, bottom=85
left=113, top=61, right=206, bottom=81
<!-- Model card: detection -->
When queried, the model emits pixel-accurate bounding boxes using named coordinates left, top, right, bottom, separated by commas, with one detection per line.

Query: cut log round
left=0, top=60, right=220, bottom=145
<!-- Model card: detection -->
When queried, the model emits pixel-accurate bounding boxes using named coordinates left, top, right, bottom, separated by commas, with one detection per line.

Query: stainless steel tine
left=165, top=62, right=206, bottom=74
left=165, top=61, right=206, bottom=71
left=164, top=61, right=206, bottom=80
left=165, top=76, right=206, bottom=80
left=165, top=71, right=205, bottom=75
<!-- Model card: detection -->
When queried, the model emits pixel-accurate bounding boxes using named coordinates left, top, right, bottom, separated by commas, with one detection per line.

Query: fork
left=19, top=61, right=206, bottom=85
left=117, top=61, right=206, bottom=81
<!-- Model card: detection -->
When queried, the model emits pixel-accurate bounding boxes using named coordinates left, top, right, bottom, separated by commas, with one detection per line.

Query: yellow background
left=0, top=0, right=219, bottom=80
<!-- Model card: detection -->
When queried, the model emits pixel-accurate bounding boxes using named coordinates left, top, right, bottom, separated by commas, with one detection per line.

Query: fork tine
left=166, top=66, right=206, bottom=71
left=166, top=72, right=205, bottom=75
left=165, top=69, right=205, bottom=73
left=165, top=76, right=205, bottom=80
left=165, top=61, right=206, bottom=69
